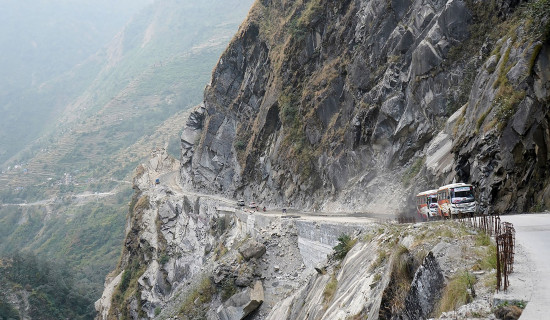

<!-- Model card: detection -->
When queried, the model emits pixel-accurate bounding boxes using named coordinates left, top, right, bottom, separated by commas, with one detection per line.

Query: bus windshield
left=452, top=187, right=474, bottom=203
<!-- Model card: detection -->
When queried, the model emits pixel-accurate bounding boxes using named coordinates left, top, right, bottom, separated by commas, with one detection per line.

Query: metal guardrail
left=371, top=213, right=516, bottom=291
left=460, top=214, right=515, bottom=291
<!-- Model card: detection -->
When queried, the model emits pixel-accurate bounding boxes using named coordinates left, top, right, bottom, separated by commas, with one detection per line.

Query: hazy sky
left=0, top=0, right=153, bottom=91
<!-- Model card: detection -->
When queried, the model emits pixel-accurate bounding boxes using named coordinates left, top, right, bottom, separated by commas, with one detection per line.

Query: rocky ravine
left=96, top=150, right=504, bottom=319
left=180, top=0, right=549, bottom=215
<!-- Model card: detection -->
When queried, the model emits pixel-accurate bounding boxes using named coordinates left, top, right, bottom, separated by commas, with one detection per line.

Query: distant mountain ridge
left=0, top=0, right=254, bottom=318
left=0, top=0, right=154, bottom=164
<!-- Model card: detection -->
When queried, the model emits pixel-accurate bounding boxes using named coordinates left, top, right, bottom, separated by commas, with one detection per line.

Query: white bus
left=416, top=190, right=439, bottom=221
left=437, top=183, right=477, bottom=218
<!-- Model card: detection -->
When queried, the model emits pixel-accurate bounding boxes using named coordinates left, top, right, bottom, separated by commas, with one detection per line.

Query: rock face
left=98, top=0, right=550, bottom=318
left=180, top=0, right=550, bottom=214
left=97, top=157, right=502, bottom=319
left=95, top=149, right=222, bottom=318
left=395, top=251, right=445, bottom=320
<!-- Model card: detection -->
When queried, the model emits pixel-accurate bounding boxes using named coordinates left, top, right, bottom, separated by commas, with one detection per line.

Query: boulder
left=238, top=240, right=266, bottom=261
left=217, top=281, right=264, bottom=320
left=494, top=305, right=522, bottom=320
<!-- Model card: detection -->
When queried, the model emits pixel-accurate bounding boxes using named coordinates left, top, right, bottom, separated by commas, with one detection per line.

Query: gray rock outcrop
left=394, top=251, right=445, bottom=320
left=217, top=281, right=265, bottom=320
left=179, top=0, right=550, bottom=214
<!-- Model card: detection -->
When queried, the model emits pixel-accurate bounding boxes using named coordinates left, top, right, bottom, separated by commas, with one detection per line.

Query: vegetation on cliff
left=0, top=1, right=254, bottom=316
left=0, top=253, right=94, bottom=319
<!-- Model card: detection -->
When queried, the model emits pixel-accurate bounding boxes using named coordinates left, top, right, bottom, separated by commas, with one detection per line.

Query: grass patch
left=213, top=243, right=228, bottom=261
left=475, top=231, right=492, bottom=246
left=298, top=0, right=324, bottom=28
left=475, top=243, right=498, bottom=271
left=370, top=249, right=388, bottom=272
left=435, top=225, right=456, bottom=239
left=476, top=108, right=491, bottom=133
left=178, top=276, right=215, bottom=319
left=323, top=274, right=338, bottom=304
left=481, top=271, right=498, bottom=288
left=493, top=84, right=526, bottom=130
left=527, top=43, right=543, bottom=75
left=134, top=195, right=150, bottom=213
left=437, top=270, right=477, bottom=314
left=379, top=245, right=416, bottom=318
left=388, top=246, right=414, bottom=311
left=111, top=259, right=147, bottom=318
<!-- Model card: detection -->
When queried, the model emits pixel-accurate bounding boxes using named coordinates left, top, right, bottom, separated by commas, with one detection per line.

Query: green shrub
left=0, top=297, right=21, bottom=320
left=234, top=140, right=246, bottom=151
left=527, top=0, right=550, bottom=40
left=220, top=278, right=237, bottom=302
left=333, top=234, right=357, bottom=260
left=119, top=270, right=131, bottom=293
left=159, top=254, right=170, bottom=265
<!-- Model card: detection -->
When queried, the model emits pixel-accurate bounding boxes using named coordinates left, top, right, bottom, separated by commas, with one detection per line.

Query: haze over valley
left=1, top=0, right=550, bottom=319
left=0, top=1, right=254, bottom=318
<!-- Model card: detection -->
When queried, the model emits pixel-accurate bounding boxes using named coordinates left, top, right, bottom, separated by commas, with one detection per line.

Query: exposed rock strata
left=180, top=0, right=549, bottom=214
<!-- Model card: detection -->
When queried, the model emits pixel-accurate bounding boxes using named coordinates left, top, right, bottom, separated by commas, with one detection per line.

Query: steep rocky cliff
left=96, top=159, right=499, bottom=319
left=96, top=1, right=550, bottom=319
left=181, top=0, right=550, bottom=214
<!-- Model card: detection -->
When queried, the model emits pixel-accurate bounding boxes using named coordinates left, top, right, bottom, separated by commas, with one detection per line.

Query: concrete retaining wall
left=232, top=210, right=374, bottom=268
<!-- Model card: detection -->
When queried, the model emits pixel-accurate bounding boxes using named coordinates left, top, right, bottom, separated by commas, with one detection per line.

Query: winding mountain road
left=155, top=169, right=393, bottom=224
left=500, top=213, right=550, bottom=319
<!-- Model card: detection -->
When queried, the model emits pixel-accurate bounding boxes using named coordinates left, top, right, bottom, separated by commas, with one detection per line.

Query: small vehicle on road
left=249, top=202, right=258, bottom=209
left=237, top=199, right=245, bottom=206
